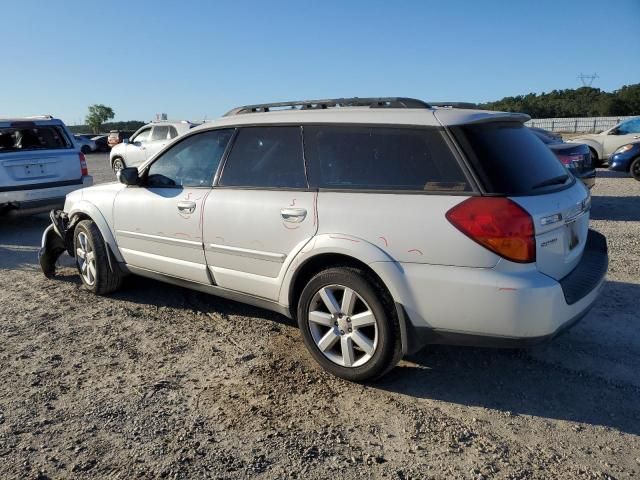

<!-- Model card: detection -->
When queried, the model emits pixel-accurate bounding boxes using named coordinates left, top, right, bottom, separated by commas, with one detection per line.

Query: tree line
left=68, top=120, right=146, bottom=134
left=479, top=83, right=640, bottom=118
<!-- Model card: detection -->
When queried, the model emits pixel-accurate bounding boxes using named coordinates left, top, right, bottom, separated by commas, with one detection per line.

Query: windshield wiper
left=531, top=174, right=569, bottom=189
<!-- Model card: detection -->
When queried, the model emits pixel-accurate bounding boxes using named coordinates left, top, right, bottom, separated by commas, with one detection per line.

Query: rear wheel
left=630, top=157, right=640, bottom=181
left=589, top=148, right=601, bottom=168
left=112, top=157, right=125, bottom=174
left=81, top=145, right=91, bottom=154
left=297, top=267, right=401, bottom=382
left=73, top=220, right=123, bottom=295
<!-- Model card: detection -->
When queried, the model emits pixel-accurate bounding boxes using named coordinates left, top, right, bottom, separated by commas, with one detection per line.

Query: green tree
left=85, top=104, right=115, bottom=133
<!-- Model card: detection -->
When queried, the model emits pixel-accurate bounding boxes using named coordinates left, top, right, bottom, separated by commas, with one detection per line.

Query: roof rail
left=430, top=102, right=479, bottom=109
left=224, top=97, right=431, bottom=116
left=23, top=115, right=54, bottom=120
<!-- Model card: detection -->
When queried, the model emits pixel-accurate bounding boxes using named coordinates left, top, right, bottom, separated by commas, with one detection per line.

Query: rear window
left=0, top=125, right=72, bottom=152
left=304, top=126, right=470, bottom=192
left=451, top=122, right=571, bottom=196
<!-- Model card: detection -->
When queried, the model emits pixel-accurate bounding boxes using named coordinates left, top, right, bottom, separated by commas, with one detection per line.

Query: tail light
left=79, top=152, right=89, bottom=176
left=557, top=154, right=583, bottom=167
left=446, top=197, right=535, bottom=263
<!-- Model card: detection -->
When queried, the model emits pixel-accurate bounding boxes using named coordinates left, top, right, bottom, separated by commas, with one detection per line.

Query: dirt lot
left=1, top=154, right=639, bottom=479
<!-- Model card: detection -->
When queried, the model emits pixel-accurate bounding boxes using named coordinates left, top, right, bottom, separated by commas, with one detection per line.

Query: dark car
left=530, top=128, right=596, bottom=189
left=91, top=135, right=110, bottom=152
left=609, top=142, right=640, bottom=181
left=107, top=130, right=134, bottom=148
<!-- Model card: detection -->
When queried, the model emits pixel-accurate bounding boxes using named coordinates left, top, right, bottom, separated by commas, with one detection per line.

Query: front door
left=124, top=126, right=152, bottom=168
left=113, top=129, right=235, bottom=283
left=203, top=126, right=317, bottom=300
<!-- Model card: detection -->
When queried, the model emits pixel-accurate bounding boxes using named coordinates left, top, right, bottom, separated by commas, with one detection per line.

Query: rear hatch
left=0, top=121, right=82, bottom=191
left=450, top=121, right=591, bottom=280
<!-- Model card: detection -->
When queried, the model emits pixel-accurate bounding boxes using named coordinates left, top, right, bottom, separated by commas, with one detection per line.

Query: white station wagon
left=39, top=98, right=608, bottom=381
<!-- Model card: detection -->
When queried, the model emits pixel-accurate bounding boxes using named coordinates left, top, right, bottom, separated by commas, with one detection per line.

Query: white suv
left=0, top=116, right=92, bottom=217
left=109, top=120, right=199, bottom=173
left=39, top=98, right=608, bottom=381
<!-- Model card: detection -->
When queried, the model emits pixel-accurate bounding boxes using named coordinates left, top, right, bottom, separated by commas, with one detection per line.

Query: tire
left=589, top=148, right=602, bottom=168
left=73, top=220, right=124, bottom=295
left=297, top=267, right=402, bottom=382
left=631, top=157, right=640, bottom=181
left=81, top=145, right=91, bottom=154
left=112, top=157, right=125, bottom=174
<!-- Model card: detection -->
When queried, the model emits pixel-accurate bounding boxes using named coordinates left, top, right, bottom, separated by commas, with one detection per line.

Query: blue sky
left=2, top=0, right=639, bottom=124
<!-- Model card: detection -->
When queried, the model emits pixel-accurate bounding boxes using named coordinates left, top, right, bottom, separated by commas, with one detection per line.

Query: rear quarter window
left=304, top=126, right=470, bottom=192
left=0, top=125, right=72, bottom=152
left=451, top=122, right=572, bottom=196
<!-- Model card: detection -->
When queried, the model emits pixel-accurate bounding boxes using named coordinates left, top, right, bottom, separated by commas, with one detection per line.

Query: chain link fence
left=526, top=116, right=635, bottom=134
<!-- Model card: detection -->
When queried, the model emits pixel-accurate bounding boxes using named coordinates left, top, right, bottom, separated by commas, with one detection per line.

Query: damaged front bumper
left=38, top=209, right=73, bottom=277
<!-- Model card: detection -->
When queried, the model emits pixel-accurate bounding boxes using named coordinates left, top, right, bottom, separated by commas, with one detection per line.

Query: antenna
left=578, top=72, right=599, bottom=87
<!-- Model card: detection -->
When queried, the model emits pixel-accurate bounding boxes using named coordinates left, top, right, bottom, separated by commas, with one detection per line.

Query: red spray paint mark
left=379, top=236, right=389, bottom=247
left=407, top=248, right=423, bottom=255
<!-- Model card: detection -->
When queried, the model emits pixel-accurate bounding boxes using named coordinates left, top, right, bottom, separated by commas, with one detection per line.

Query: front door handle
left=280, top=208, right=307, bottom=223
left=177, top=201, right=196, bottom=214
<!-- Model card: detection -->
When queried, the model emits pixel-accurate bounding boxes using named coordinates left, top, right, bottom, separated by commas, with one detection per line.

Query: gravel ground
left=0, top=154, right=638, bottom=479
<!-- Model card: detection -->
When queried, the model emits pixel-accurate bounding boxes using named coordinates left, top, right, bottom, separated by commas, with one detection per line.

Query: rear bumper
left=392, top=230, right=608, bottom=354
left=0, top=176, right=92, bottom=214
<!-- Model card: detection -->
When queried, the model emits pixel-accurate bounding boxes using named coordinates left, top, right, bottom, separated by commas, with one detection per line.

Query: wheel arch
left=66, top=201, right=124, bottom=263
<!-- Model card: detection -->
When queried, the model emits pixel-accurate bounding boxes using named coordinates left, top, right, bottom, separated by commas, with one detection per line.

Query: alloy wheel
left=307, top=284, right=378, bottom=367
left=76, top=231, right=97, bottom=286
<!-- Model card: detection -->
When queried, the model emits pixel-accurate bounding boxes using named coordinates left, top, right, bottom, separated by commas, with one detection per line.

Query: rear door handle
left=280, top=208, right=307, bottom=223
left=177, top=201, right=196, bottom=214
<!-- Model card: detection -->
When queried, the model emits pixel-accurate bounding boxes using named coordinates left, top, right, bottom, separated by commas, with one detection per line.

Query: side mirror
left=117, top=167, right=139, bottom=186
left=608, top=128, right=619, bottom=135
left=122, top=138, right=129, bottom=144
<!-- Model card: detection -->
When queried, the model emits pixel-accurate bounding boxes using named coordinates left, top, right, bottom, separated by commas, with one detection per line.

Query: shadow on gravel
left=377, top=280, right=640, bottom=436
left=594, top=170, right=629, bottom=179
left=0, top=214, right=50, bottom=269
left=590, top=195, right=640, bottom=221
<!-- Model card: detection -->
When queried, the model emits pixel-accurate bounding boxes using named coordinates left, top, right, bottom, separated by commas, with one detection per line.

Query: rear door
left=0, top=121, right=81, bottom=190
left=113, top=129, right=234, bottom=283
left=202, top=126, right=317, bottom=300
left=451, top=122, right=590, bottom=280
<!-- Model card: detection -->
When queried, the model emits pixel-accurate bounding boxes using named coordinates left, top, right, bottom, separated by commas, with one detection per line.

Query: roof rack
left=224, top=97, right=431, bottom=116
left=430, top=102, right=479, bottom=109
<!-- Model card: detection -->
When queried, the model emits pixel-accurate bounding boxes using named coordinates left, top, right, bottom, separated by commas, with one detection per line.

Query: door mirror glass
left=608, top=128, right=619, bottom=135
left=122, top=138, right=129, bottom=144
left=117, top=167, right=139, bottom=186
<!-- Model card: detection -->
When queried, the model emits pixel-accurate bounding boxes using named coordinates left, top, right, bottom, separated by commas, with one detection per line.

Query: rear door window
left=0, top=125, right=72, bottom=152
left=219, top=127, right=307, bottom=188
left=304, top=126, right=470, bottom=191
left=151, top=125, right=170, bottom=141
left=451, top=122, right=571, bottom=196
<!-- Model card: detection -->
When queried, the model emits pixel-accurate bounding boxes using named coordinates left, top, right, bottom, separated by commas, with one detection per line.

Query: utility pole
left=577, top=73, right=599, bottom=87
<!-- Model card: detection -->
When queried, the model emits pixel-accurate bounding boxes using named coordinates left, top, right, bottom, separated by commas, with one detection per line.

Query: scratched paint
left=329, top=235, right=360, bottom=243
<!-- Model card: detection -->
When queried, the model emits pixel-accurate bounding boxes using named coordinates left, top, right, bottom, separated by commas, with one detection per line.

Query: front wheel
left=630, top=157, right=640, bottom=181
left=297, top=267, right=402, bottom=382
left=112, top=157, right=125, bottom=174
left=73, top=220, right=124, bottom=295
